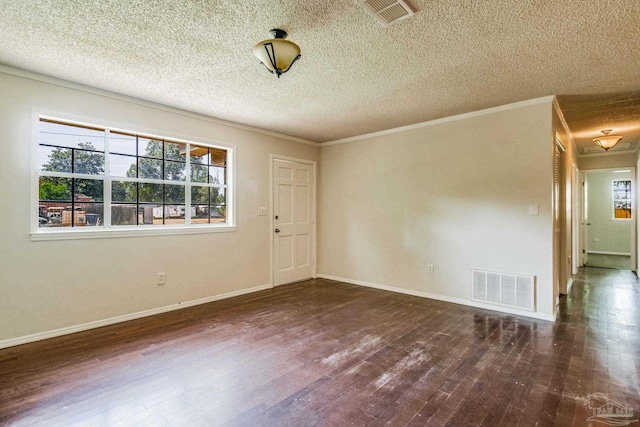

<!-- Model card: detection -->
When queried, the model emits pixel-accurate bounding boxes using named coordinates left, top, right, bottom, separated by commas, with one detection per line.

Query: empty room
left=1, top=1, right=639, bottom=426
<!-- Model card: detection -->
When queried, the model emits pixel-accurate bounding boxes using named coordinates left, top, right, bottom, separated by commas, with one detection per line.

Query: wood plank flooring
left=1, top=268, right=639, bottom=426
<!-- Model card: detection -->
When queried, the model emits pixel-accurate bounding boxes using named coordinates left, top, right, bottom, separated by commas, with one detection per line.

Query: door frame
left=572, top=163, right=580, bottom=276
left=580, top=167, right=637, bottom=271
left=270, top=154, right=317, bottom=286
left=553, top=138, right=565, bottom=310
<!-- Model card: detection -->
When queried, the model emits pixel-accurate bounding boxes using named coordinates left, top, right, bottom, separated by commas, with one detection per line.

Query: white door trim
left=270, top=154, right=317, bottom=286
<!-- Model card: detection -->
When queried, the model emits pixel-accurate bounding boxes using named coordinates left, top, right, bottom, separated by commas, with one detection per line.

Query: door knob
left=275, top=228, right=280, bottom=233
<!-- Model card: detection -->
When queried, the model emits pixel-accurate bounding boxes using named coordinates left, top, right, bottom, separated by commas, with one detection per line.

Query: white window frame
left=31, top=112, right=236, bottom=241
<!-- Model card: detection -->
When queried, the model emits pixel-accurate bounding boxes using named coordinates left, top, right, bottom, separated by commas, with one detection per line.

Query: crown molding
left=323, top=96, right=556, bottom=146
left=552, top=96, right=578, bottom=154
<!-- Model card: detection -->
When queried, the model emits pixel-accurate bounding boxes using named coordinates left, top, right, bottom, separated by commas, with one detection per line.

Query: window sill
left=31, top=224, right=237, bottom=241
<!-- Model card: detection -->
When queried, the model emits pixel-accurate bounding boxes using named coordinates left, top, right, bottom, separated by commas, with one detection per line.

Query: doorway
left=581, top=168, right=636, bottom=270
left=271, top=156, right=316, bottom=286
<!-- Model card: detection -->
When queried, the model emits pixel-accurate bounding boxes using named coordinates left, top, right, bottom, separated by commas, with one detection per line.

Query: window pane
left=189, top=145, right=210, bottom=164
left=210, top=205, right=226, bottom=223
left=74, top=179, right=103, bottom=202
left=38, top=203, right=67, bottom=227
left=191, top=204, right=210, bottom=224
left=211, top=188, right=226, bottom=205
left=210, top=148, right=227, bottom=166
left=110, top=154, right=137, bottom=177
left=191, top=164, right=208, bottom=183
left=165, top=141, right=187, bottom=161
left=40, top=121, right=105, bottom=151
left=139, top=204, right=158, bottom=225
left=139, top=157, right=163, bottom=180
left=210, top=166, right=226, bottom=186
left=112, top=204, right=138, bottom=226
left=75, top=203, right=104, bottom=227
left=112, top=181, right=137, bottom=203
left=140, top=183, right=163, bottom=203
left=165, top=205, right=185, bottom=225
left=39, top=177, right=72, bottom=201
left=39, top=145, right=71, bottom=173
left=138, top=138, right=163, bottom=159
left=110, top=132, right=136, bottom=155
left=164, top=160, right=185, bottom=181
left=191, top=186, right=209, bottom=204
left=190, top=145, right=226, bottom=166
left=73, top=150, right=105, bottom=175
left=165, top=184, right=185, bottom=204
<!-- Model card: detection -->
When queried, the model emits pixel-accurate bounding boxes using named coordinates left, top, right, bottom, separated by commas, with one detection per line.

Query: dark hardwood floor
left=1, top=268, right=639, bottom=426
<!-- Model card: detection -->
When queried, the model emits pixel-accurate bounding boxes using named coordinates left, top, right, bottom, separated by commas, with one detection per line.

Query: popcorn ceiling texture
left=0, top=0, right=638, bottom=145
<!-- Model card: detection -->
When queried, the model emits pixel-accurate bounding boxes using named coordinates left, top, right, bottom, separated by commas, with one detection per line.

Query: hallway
left=555, top=267, right=639, bottom=425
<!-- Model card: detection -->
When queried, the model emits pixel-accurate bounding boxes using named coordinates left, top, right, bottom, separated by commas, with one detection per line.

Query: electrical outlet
left=258, top=207, right=268, bottom=216
left=427, top=264, right=434, bottom=274
left=157, top=273, right=166, bottom=285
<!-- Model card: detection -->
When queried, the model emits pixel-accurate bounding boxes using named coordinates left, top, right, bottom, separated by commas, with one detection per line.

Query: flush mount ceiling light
left=253, top=29, right=301, bottom=78
left=592, top=129, right=623, bottom=151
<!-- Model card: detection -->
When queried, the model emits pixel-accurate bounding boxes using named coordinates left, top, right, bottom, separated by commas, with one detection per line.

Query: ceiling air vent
left=357, top=0, right=416, bottom=26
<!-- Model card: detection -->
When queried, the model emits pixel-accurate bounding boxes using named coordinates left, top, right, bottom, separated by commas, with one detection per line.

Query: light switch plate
left=528, top=203, right=539, bottom=216
left=258, top=207, right=268, bottom=216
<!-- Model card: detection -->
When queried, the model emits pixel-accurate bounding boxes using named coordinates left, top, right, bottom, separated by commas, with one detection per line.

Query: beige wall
left=318, top=100, right=556, bottom=318
left=0, top=71, right=319, bottom=343
left=579, top=152, right=636, bottom=170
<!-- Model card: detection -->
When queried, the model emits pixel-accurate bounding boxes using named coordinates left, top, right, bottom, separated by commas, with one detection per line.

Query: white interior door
left=273, top=159, right=314, bottom=286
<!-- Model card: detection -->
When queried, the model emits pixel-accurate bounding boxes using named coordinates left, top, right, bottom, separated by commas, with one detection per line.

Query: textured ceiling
left=0, top=1, right=639, bottom=148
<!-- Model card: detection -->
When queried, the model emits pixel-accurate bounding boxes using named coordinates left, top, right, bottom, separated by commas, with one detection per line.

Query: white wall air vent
left=471, top=269, right=535, bottom=312
left=357, top=0, right=416, bottom=26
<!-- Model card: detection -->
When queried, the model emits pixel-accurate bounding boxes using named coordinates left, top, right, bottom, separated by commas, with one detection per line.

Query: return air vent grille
left=472, top=269, right=535, bottom=312
left=357, top=0, right=416, bottom=26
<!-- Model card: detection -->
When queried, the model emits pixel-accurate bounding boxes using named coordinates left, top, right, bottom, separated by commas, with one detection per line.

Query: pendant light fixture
left=253, top=29, right=301, bottom=78
left=592, top=129, right=623, bottom=151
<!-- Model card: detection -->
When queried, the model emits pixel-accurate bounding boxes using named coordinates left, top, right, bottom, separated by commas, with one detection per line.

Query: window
left=613, top=180, right=631, bottom=219
left=36, top=117, right=233, bottom=235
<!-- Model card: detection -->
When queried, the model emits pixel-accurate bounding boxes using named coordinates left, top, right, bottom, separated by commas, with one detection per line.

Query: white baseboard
left=0, top=284, right=273, bottom=350
left=587, top=250, right=631, bottom=256
left=317, top=274, right=555, bottom=322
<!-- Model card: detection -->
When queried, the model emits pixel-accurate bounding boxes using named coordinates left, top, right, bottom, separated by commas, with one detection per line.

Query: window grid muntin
left=38, top=118, right=229, bottom=230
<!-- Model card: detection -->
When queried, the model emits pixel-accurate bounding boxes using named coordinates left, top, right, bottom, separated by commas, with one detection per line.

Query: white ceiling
left=0, top=0, right=639, bottom=149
